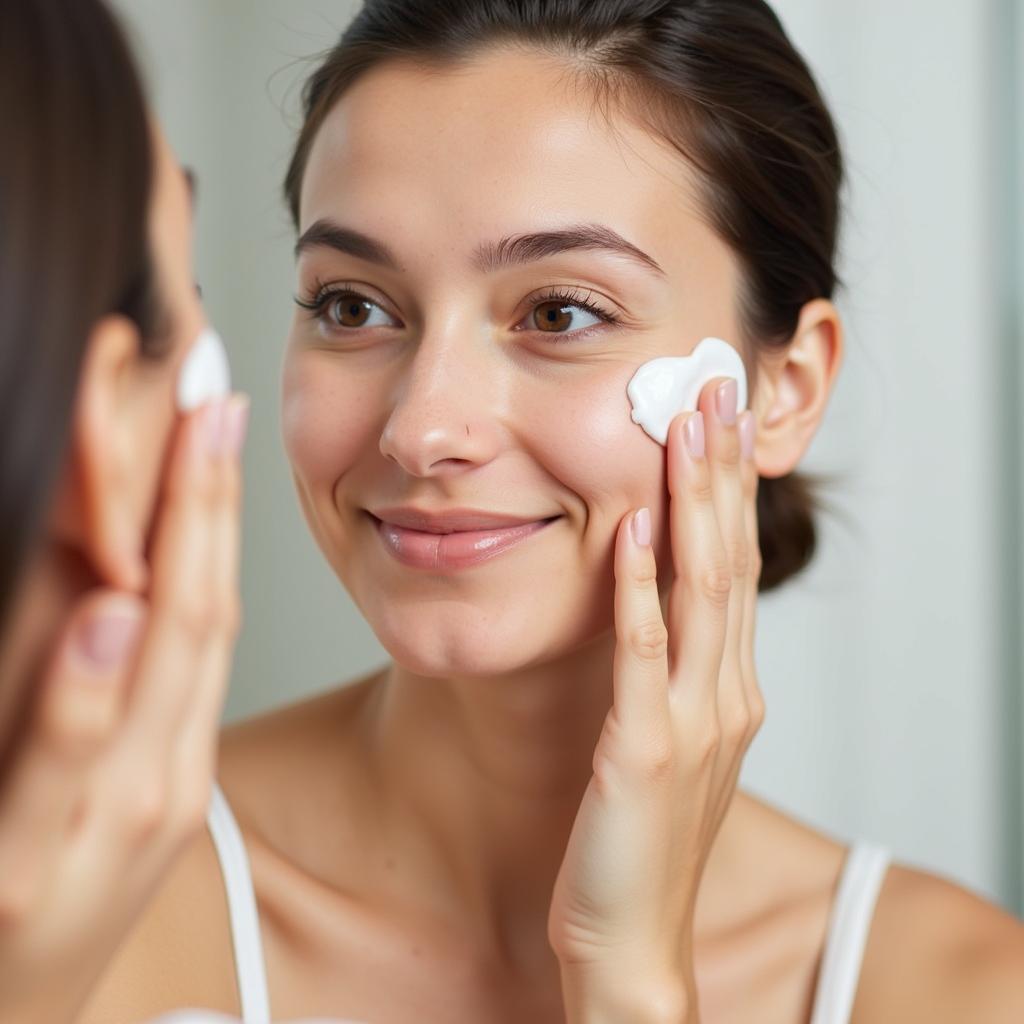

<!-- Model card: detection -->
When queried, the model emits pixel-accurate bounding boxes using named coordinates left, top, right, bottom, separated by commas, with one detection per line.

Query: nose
left=378, top=330, right=505, bottom=478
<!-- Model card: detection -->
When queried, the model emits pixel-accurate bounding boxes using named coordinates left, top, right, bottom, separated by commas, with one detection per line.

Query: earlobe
left=61, top=314, right=149, bottom=592
left=751, top=298, right=844, bottom=479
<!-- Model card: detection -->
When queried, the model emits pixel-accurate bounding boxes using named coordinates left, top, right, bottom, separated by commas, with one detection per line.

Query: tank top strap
left=206, top=782, right=272, bottom=1024
left=809, top=843, right=892, bottom=1024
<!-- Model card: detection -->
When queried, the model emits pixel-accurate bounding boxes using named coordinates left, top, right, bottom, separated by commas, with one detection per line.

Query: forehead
left=299, top=49, right=712, bottom=264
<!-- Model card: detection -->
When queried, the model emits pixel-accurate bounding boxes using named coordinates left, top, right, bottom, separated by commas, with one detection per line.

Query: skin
left=81, top=50, right=1024, bottom=1023
left=0, top=125, right=248, bottom=1023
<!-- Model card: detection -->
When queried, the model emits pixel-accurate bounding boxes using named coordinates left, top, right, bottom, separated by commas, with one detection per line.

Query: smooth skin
left=0, top=127, right=248, bottom=1024
left=81, top=49, right=1024, bottom=1023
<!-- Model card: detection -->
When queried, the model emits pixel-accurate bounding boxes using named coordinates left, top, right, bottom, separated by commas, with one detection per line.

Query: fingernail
left=739, top=411, right=756, bottom=459
left=715, top=380, right=738, bottom=425
left=73, top=605, right=144, bottom=672
left=204, top=399, right=227, bottom=455
left=683, top=412, right=705, bottom=459
left=223, top=395, right=251, bottom=457
left=631, top=507, right=651, bottom=547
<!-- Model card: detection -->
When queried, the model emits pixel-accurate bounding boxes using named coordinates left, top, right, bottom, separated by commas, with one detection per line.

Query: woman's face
left=283, top=50, right=746, bottom=678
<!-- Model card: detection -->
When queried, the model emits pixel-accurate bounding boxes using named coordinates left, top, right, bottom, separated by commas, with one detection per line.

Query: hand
left=0, top=394, right=248, bottom=1024
left=549, top=378, right=763, bottom=1024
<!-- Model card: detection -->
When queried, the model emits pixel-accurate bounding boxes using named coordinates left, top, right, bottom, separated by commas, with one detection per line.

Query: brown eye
left=329, top=292, right=374, bottom=327
left=533, top=301, right=575, bottom=332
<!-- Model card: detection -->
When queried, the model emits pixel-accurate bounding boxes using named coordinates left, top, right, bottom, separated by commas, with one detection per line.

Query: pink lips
left=369, top=507, right=559, bottom=571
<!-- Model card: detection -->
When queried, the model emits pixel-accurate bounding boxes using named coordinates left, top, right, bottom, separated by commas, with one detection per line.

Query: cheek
left=520, top=368, right=668, bottom=525
left=281, top=351, right=379, bottom=488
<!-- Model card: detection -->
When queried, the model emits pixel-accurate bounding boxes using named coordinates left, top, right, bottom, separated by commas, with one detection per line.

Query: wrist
left=560, top=965, right=694, bottom=1024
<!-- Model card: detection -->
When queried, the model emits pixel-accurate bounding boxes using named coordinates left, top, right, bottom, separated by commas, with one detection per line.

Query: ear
left=750, top=298, right=844, bottom=479
left=53, top=315, right=150, bottom=592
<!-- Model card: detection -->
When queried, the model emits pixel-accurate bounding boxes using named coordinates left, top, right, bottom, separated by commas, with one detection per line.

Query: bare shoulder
left=75, top=827, right=237, bottom=1023
left=855, top=863, right=1024, bottom=1023
left=77, top=675, right=381, bottom=1024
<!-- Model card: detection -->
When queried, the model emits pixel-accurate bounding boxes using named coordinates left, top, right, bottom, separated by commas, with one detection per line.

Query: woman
left=83, top=1, right=1024, bottom=1022
left=0, top=0, right=247, bottom=1021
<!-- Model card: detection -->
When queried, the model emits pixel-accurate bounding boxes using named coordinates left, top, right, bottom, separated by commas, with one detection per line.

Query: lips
left=367, top=507, right=560, bottom=571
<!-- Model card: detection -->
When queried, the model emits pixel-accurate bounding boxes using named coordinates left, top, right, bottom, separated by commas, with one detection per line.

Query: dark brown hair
left=0, top=0, right=170, bottom=780
left=0, top=0, right=165, bottom=631
left=284, top=0, right=842, bottom=591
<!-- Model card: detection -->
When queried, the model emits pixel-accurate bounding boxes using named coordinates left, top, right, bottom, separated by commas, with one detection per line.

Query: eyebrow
left=294, top=218, right=665, bottom=277
left=474, top=224, right=665, bottom=277
left=295, top=220, right=400, bottom=268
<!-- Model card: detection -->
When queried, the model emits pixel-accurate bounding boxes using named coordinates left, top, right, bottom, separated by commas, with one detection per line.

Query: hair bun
left=757, top=472, right=817, bottom=592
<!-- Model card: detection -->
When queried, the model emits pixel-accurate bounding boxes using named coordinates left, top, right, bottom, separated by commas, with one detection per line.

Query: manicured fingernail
left=683, top=412, right=705, bottom=459
left=631, top=507, right=651, bottom=547
left=223, top=395, right=250, bottom=457
left=715, top=379, right=738, bottom=425
left=739, top=411, right=756, bottom=459
left=74, top=604, right=144, bottom=672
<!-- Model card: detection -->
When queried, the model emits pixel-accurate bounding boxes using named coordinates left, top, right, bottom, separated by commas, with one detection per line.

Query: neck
left=364, top=633, right=757, bottom=969
left=369, top=631, right=616, bottom=963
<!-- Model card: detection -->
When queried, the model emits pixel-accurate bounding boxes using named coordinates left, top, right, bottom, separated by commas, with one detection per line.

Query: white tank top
left=205, top=782, right=891, bottom=1024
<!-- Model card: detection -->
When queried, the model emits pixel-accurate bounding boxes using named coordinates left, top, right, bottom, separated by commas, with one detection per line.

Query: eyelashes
left=293, top=280, right=622, bottom=340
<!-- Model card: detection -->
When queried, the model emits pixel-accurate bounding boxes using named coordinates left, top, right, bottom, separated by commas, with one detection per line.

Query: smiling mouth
left=366, top=510, right=562, bottom=571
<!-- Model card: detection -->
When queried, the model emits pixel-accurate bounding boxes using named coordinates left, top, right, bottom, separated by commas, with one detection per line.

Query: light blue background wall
left=115, top=0, right=1024, bottom=914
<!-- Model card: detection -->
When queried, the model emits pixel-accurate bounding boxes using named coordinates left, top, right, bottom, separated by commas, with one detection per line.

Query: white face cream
left=626, top=336, right=748, bottom=445
left=176, top=325, right=231, bottom=412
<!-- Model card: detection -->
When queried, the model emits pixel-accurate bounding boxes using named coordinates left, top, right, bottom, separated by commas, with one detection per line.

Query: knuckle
left=627, top=620, right=669, bottom=662
left=698, top=561, right=733, bottom=606
left=691, top=473, right=716, bottom=504
left=692, top=728, right=721, bottom=768
left=124, top=776, right=168, bottom=842
left=725, top=539, right=749, bottom=579
left=639, top=738, right=676, bottom=783
left=590, top=749, right=623, bottom=796
left=749, top=690, right=767, bottom=734
left=631, top=558, right=659, bottom=588
left=749, top=546, right=763, bottom=584
left=171, top=596, right=216, bottom=644
left=721, top=707, right=750, bottom=745
left=718, top=439, right=742, bottom=469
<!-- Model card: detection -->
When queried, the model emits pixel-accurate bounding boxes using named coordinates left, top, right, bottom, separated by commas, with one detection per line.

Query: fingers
left=177, top=396, right=247, bottom=748
left=167, top=395, right=248, bottom=830
left=0, top=591, right=145, bottom=918
left=700, top=380, right=749, bottom=729
left=611, top=508, right=671, bottom=749
left=665, top=406, right=729, bottom=703
left=124, top=394, right=247, bottom=757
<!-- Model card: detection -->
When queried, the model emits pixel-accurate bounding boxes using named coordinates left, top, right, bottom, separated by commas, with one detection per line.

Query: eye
left=531, top=300, right=603, bottom=333
left=516, top=287, right=620, bottom=339
left=323, top=291, right=396, bottom=329
left=294, top=284, right=400, bottom=332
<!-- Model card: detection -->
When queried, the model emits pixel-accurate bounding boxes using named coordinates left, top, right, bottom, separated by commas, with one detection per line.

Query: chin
left=372, top=615, right=537, bottom=680
left=364, top=593, right=611, bottom=682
